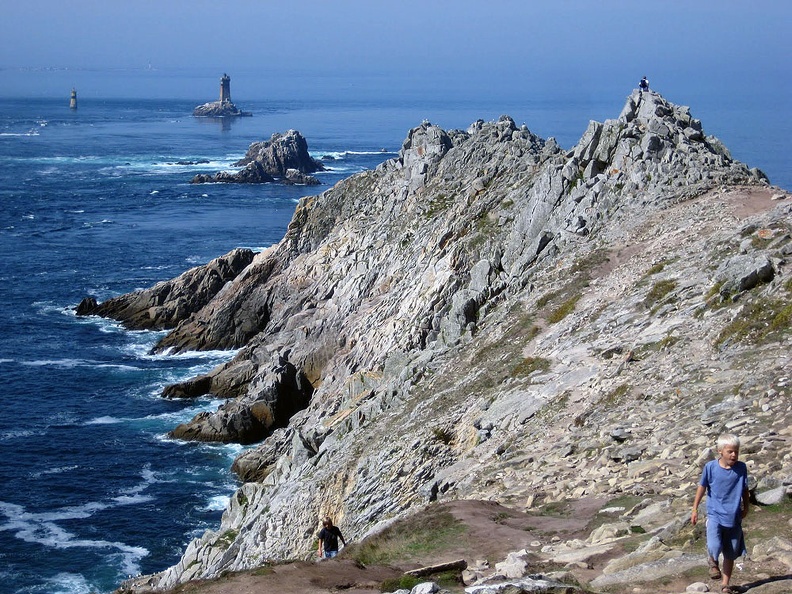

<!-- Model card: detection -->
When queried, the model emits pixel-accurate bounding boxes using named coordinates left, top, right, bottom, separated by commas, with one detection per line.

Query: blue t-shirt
left=699, top=459, right=748, bottom=527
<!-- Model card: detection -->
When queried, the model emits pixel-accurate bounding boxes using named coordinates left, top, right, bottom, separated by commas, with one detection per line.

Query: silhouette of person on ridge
left=639, top=76, right=650, bottom=93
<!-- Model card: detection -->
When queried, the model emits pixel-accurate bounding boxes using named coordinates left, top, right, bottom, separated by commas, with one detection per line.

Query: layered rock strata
left=108, top=91, right=791, bottom=592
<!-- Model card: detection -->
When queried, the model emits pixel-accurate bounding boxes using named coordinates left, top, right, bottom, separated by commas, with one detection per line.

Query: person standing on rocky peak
left=317, top=517, right=346, bottom=559
left=691, top=433, right=750, bottom=594
left=639, top=76, right=650, bottom=93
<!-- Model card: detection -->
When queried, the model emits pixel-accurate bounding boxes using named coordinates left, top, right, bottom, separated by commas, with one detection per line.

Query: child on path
left=691, top=434, right=750, bottom=594
left=317, top=517, right=346, bottom=559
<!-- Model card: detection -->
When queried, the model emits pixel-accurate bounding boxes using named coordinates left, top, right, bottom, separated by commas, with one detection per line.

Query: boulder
left=714, top=253, right=775, bottom=296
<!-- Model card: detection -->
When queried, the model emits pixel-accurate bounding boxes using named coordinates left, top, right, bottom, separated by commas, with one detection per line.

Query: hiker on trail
left=691, top=433, right=749, bottom=594
left=317, top=517, right=346, bottom=559
left=639, top=76, right=649, bottom=92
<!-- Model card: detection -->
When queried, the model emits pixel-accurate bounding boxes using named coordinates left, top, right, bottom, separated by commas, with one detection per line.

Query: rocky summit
left=97, top=90, right=792, bottom=594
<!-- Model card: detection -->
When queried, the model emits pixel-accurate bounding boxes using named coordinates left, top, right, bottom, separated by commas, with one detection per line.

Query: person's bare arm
left=691, top=485, right=706, bottom=525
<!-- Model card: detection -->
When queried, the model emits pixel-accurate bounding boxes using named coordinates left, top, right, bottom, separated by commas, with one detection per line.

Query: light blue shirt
left=699, top=459, right=748, bottom=527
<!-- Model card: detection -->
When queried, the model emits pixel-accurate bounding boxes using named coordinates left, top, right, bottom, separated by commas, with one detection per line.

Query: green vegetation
left=715, top=297, right=792, bottom=347
left=599, top=383, right=631, bottom=406
left=431, top=426, right=455, bottom=445
left=511, top=356, right=551, bottom=377
left=425, top=193, right=454, bottom=218
left=637, top=334, right=679, bottom=356
left=350, top=508, right=467, bottom=566
left=570, top=248, right=610, bottom=275
left=642, top=279, right=677, bottom=308
left=380, top=575, right=424, bottom=592
left=533, top=249, right=610, bottom=326
left=547, top=295, right=581, bottom=323
left=646, top=258, right=674, bottom=276
left=381, top=570, right=460, bottom=593
left=217, top=529, right=239, bottom=550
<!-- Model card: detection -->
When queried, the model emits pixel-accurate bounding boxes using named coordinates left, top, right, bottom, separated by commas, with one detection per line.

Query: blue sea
left=0, top=71, right=789, bottom=594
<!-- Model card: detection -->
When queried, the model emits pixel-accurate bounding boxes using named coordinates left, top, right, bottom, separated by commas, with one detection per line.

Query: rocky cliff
left=103, top=91, right=792, bottom=593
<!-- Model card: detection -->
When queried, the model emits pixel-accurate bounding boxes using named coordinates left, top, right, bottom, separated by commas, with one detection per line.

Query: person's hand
left=691, top=509, right=698, bottom=525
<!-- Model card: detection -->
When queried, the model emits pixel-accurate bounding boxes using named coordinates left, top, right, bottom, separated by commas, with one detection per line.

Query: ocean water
left=0, top=75, right=788, bottom=594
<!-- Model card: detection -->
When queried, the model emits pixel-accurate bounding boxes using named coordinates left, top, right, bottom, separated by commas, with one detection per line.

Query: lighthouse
left=219, top=74, right=231, bottom=104
left=69, top=88, right=77, bottom=110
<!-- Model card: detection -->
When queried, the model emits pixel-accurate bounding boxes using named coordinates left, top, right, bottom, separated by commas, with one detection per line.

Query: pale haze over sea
left=2, top=1, right=790, bottom=188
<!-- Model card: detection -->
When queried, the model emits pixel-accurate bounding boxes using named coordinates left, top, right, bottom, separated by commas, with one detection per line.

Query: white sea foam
left=40, top=573, right=97, bottom=594
left=0, top=468, right=153, bottom=576
left=202, top=494, right=231, bottom=512
left=0, top=427, right=44, bottom=441
left=86, top=416, right=123, bottom=425
left=29, top=465, right=80, bottom=479
left=0, top=129, right=40, bottom=137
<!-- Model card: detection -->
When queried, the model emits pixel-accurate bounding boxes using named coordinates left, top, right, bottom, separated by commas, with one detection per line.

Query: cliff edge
left=102, top=91, right=791, bottom=593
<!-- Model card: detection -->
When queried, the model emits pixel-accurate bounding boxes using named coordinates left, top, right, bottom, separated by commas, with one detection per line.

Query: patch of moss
left=638, top=335, right=679, bottom=356
left=547, top=295, right=581, bottom=323
left=511, top=356, right=551, bottom=377
left=599, top=383, right=631, bottom=406
left=381, top=570, right=460, bottom=593
left=642, top=279, right=677, bottom=308
left=646, top=259, right=674, bottom=276
left=425, top=193, right=454, bottom=219
left=217, top=529, right=239, bottom=550
left=715, top=298, right=792, bottom=347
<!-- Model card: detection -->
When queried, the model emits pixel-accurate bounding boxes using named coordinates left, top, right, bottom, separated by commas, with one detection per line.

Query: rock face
left=191, top=129, right=324, bottom=185
left=76, top=248, right=255, bottom=331
left=108, top=91, right=792, bottom=593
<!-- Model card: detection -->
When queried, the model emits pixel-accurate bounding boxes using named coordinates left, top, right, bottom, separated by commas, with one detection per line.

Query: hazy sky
left=2, top=1, right=789, bottom=94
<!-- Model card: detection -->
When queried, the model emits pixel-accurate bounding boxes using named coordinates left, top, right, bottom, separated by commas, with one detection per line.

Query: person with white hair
left=691, top=434, right=750, bottom=594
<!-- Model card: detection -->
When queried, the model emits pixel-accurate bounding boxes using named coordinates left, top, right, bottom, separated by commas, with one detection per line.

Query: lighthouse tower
left=69, top=88, right=77, bottom=110
left=219, top=74, right=231, bottom=104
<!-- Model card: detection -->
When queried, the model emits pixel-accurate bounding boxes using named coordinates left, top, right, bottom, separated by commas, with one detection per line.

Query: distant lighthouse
left=69, top=88, right=77, bottom=110
left=219, top=73, right=231, bottom=103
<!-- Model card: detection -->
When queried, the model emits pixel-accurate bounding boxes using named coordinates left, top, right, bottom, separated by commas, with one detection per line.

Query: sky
left=1, top=0, right=790, bottom=101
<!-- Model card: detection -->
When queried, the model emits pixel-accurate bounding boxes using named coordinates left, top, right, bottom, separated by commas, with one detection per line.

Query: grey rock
left=105, top=90, right=788, bottom=592
left=714, top=254, right=775, bottom=295
left=192, top=130, right=323, bottom=184
left=755, top=486, right=787, bottom=505
left=76, top=248, right=255, bottom=331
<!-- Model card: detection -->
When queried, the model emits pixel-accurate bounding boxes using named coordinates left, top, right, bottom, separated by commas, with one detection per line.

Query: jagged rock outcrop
left=76, top=248, right=255, bottom=331
left=192, top=129, right=324, bottom=185
left=111, top=91, right=791, bottom=593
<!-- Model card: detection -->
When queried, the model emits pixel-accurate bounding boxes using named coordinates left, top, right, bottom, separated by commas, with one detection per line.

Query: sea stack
left=192, top=73, right=251, bottom=118
left=69, top=88, right=77, bottom=110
